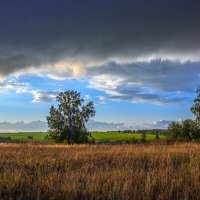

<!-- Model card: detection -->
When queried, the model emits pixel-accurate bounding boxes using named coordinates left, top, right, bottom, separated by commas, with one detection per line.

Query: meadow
left=0, top=132, right=166, bottom=142
left=0, top=132, right=46, bottom=140
left=0, top=143, right=199, bottom=199
left=91, top=132, right=166, bottom=141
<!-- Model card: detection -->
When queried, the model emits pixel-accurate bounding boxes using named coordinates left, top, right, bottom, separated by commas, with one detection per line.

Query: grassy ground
left=0, top=143, right=199, bottom=199
left=0, top=132, right=46, bottom=140
left=0, top=132, right=166, bottom=141
left=91, top=132, right=166, bottom=141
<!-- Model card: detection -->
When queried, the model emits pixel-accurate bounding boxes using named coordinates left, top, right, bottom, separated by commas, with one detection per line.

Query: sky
left=0, top=0, right=199, bottom=131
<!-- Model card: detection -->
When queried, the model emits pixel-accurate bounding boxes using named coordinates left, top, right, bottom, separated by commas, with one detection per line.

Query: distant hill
left=0, top=119, right=171, bottom=132
left=0, top=120, right=131, bottom=132
left=0, top=121, right=48, bottom=132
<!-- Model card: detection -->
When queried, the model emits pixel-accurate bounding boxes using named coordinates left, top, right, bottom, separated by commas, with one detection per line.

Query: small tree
left=181, top=119, right=193, bottom=141
left=191, top=88, right=200, bottom=126
left=167, top=122, right=182, bottom=141
left=155, top=133, right=159, bottom=140
left=27, top=136, right=33, bottom=140
left=186, top=119, right=200, bottom=141
left=140, top=132, right=146, bottom=143
left=47, top=90, right=96, bottom=143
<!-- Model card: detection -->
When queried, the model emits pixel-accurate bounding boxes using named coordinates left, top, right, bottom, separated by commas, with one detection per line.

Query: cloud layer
left=0, top=0, right=200, bottom=78
left=88, top=60, right=199, bottom=104
left=0, top=1, right=199, bottom=107
left=0, top=59, right=199, bottom=105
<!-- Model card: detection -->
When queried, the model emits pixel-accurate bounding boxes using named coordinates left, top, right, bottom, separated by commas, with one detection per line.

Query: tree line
left=46, top=88, right=200, bottom=143
left=115, top=130, right=167, bottom=135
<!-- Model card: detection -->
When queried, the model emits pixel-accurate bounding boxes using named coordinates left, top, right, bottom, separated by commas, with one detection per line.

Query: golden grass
left=0, top=143, right=199, bottom=199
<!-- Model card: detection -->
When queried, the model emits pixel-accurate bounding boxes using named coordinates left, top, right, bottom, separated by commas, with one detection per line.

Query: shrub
left=27, top=136, right=33, bottom=140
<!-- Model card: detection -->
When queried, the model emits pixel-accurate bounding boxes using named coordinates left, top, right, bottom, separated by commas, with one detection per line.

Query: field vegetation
left=0, top=132, right=46, bottom=140
left=0, top=143, right=199, bottom=199
left=0, top=132, right=166, bottom=142
left=91, top=132, right=166, bottom=141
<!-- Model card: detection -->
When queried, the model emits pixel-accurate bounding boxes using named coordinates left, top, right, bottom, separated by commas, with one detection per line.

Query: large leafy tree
left=47, top=90, right=96, bottom=143
left=191, top=88, right=200, bottom=126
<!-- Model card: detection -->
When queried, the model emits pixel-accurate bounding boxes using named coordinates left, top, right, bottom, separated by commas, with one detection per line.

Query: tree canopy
left=167, top=88, right=200, bottom=141
left=47, top=90, right=96, bottom=143
left=167, top=119, right=200, bottom=141
left=191, top=88, right=200, bottom=126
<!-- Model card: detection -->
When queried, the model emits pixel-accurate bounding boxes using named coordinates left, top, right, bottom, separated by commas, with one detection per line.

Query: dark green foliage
left=27, top=136, right=33, bottom=140
left=167, top=122, right=182, bottom=141
left=89, top=136, right=96, bottom=144
left=140, top=133, right=146, bottom=143
left=137, top=129, right=167, bottom=135
left=0, top=137, right=11, bottom=142
left=155, top=133, right=159, bottom=140
left=47, top=90, right=96, bottom=143
left=167, top=120, right=200, bottom=141
left=168, top=88, right=200, bottom=141
left=131, top=136, right=138, bottom=143
left=123, top=130, right=133, bottom=133
left=191, top=88, right=200, bottom=126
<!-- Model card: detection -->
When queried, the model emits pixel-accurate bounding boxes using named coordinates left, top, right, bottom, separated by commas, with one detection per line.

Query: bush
left=89, top=136, right=96, bottom=144
left=140, top=133, right=146, bottom=143
left=27, top=136, right=33, bottom=140
left=130, top=136, right=139, bottom=143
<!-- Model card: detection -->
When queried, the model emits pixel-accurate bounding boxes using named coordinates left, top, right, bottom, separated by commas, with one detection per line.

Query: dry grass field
left=0, top=143, right=199, bottom=200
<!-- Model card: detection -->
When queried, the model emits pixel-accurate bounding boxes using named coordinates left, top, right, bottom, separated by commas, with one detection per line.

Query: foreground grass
left=0, top=143, right=199, bottom=199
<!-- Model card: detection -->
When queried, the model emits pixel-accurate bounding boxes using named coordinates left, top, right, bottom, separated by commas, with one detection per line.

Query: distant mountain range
left=0, top=120, right=133, bottom=132
left=0, top=121, right=48, bottom=132
left=0, top=119, right=171, bottom=132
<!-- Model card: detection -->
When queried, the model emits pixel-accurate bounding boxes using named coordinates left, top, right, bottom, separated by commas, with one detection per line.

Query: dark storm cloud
left=0, top=0, right=200, bottom=76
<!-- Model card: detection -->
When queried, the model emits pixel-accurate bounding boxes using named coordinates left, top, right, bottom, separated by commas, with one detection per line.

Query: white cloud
left=88, top=74, right=125, bottom=95
left=0, top=59, right=199, bottom=106
left=0, top=78, right=60, bottom=103
left=0, top=78, right=30, bottom=93
left=30, top=90, right=59, bottom=103
left=84, top=94, right=90, bottom=100
left=86, top=60, right=200, bottom=104
left=94, top=101, right=106, bottom=106
left=97, top=96, right=106, bottom=101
